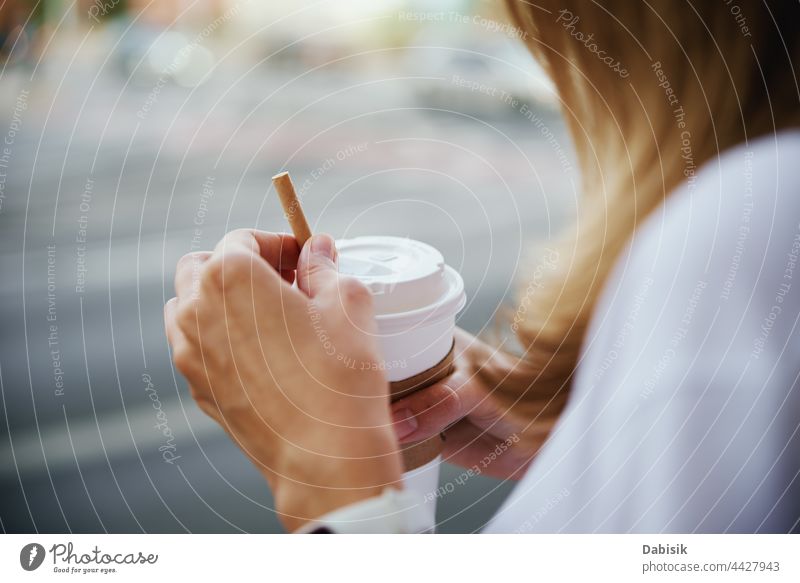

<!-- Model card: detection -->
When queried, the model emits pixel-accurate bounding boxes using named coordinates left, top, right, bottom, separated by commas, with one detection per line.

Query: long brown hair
left=479, top=1, right=800, bottom=446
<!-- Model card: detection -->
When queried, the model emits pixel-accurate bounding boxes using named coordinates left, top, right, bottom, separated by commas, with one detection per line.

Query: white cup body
left=375, top=315, right=455, bottom=530
left=401, top=455, right=441, bottom=529
left=336, top=236, right=466, bottom=530
left=376, top=316, right=456, bottom=383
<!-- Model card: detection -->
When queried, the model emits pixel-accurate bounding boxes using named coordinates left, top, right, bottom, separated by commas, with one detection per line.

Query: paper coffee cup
left=337, top=236, right=466, bottom=526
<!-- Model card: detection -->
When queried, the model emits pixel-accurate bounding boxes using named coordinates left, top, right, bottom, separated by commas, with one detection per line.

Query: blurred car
left=0, top=0, right=43, bottom=67
left=110, top=20, right=216, bottom=87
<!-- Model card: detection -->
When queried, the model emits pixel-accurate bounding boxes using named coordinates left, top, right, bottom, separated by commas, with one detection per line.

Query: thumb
left=296, top=233, right=339, bottom=298
left=298, top=234, right=377, bottom=333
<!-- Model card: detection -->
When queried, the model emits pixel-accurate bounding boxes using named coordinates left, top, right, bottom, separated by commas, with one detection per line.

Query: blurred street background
left=0, top=0, right=576, bottom=533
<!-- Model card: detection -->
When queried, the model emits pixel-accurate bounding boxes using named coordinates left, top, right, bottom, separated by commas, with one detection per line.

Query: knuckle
left=222, top=252, right=253, bottom=281
left=217, top=229, right=254, bottom=253
left=204, top=252, right=252, bottom=290
left=337, top=277, right=372, bottom=307
left=411, top=383, right=461, bottom=417
left=187, top=381, right=205, bottom=401
left=194, top=398, right=219, bottom=420
left=175, top=252, right=193, bottom=274
left=176, top=251, right=203, bottom=271
left=228, top=228, right=250, bottom=238
left=223, top=228, right=252, bottom=248
left=217, top=228, right=245, bottom=245
left=433, top=382, right=463, bottom=416
left=175, top=301, right=199, bottom=333
left=172, top=344, right=195, bottom=374
left=203, top=256, right=225, bottom=289
left=176, top=252, right=208, bottom=291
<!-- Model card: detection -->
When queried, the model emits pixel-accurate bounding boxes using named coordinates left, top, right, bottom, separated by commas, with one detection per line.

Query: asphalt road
left=0, top=37, right=574, bottom=533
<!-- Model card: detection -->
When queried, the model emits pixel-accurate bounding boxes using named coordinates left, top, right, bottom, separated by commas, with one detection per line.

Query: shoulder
left=488, top=132, right=800, bottom=533
left=573, top=130, right=800, bottom=410
left=633, top=130, right=800, bottom=289
left=639, top=130, right=800, bottom=288
left=592, top=131, right=800, bottom=372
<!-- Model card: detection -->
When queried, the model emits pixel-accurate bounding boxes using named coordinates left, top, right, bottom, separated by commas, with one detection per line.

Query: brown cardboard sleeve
left=389, top=343, right=455, bottom=471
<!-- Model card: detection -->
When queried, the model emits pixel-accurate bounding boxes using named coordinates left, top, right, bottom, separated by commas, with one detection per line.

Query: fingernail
left=310, top=234, right=335, bottom=260
left=392, top=408, right=418, bottom=440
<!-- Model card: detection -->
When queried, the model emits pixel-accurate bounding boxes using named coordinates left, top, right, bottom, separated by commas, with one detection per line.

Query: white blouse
left=307, top=130, right=800, bottom=534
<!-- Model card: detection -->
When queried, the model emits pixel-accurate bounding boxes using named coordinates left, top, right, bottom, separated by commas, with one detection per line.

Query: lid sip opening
left=336, top=236, right=466, bottom=331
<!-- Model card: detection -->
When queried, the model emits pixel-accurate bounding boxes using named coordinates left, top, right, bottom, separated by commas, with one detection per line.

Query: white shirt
left=309, top=130, right=800, bottom=534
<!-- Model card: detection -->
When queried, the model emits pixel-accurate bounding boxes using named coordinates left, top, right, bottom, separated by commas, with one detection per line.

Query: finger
left=209, top=231, right=297, bottom=301
left=164, top=297, right=197, bottom=380
left=295, top=233, right=339, bottom=298
left=164, top=297, right=180, bottom=346
left=297, top=234, right=377, bottom=334
left=207, top=230, right=292, bottom=304
left=442, top=423, right=533, bottom=480
left=214, top=229, right=300, bottom=271
left=390, top=371, right=485, bottom=443
left=202, top=246, right=305, bottom=338
left=255, top=231, right=301, bottom=271
left=174, top=251, right=212, bottom=301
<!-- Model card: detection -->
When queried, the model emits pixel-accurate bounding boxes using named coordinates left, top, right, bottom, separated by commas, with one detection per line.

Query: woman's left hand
left=164, top=230, right=403, bottom=532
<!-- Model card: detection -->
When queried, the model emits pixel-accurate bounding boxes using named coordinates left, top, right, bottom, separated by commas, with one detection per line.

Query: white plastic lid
left=336, top=236, right=466, bottom=331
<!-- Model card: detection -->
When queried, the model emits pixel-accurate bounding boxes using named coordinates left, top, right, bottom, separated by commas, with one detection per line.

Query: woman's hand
left=391, top=329, right=554, bottom=480
left=164, top=230, right=403, bottom=531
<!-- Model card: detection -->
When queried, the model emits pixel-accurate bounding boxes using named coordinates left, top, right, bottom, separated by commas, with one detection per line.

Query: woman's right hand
left=390, top=328, right=557, bottom=480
